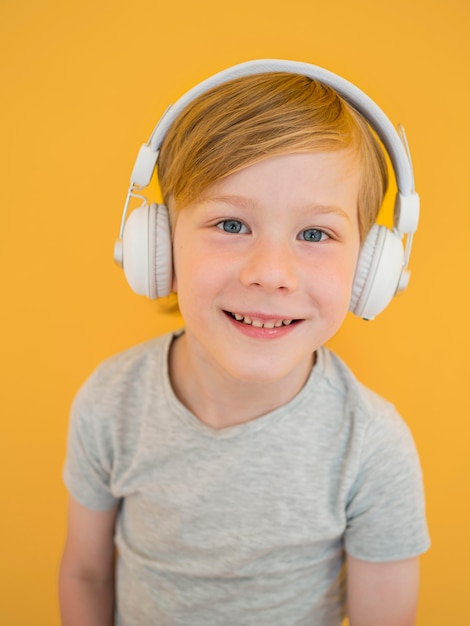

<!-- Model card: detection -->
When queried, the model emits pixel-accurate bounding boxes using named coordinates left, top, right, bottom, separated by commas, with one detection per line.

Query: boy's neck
left=168, top=332, right=314, bottom=430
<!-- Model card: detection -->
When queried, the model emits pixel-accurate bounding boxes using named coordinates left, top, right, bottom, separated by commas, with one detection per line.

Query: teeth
left=230, top=313, right=294, bottom=328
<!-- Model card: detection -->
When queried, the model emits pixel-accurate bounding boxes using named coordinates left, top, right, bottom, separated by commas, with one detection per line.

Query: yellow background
left=1, top=0, right=469, bottom=623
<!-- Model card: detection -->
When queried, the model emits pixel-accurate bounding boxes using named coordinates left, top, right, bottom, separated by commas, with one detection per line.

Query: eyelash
left=215, top=220, right=330, bottom=242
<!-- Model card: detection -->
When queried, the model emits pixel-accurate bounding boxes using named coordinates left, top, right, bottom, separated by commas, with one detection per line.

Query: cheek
left=310, top=251, right=358, bottom=289
left=172, top=243, right=220, bottom=304
left=171, top=233, right=192, bottom=294
left=310, top=258, right=358, bottom=317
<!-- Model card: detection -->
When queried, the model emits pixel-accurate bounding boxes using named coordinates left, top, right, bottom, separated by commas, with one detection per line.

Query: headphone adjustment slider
left=394, top=192, right=420, bottom=235
left=130, top=145, right=159, bottom=188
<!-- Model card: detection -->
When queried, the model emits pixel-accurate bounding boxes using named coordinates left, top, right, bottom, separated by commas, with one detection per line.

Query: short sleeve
left=344, top=406, right=430, bottom=562
left=63, top=375, right=120, bottom=511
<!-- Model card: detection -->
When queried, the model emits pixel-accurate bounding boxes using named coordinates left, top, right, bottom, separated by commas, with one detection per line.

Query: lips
left=227, top=311, right=296, bottom=329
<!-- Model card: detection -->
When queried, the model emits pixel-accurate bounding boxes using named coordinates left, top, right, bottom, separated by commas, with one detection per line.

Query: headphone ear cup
left=122, top=203, right=173, bottom=299
left=350, top=225, right=405, bottom=320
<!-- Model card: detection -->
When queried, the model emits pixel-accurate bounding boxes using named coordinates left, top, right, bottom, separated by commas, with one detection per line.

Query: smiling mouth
left=226, top=311, right=298, bottom=329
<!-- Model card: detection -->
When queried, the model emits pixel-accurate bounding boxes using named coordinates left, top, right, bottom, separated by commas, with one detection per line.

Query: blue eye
left=217, top=220, right=246, bottom=234
left=300, top=228, right=328, bottom=242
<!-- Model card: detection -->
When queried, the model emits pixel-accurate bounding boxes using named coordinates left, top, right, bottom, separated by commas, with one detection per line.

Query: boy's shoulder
left=73, top=331, right=176, bottom=414
left=316, top=346, right=410, bottom=440
left=88, top=331, right=175, bottom=383
left=318, top=346, right=391, bottom=406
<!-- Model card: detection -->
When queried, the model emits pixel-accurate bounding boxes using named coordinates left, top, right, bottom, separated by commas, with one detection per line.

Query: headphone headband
left=145, top=60, right=413, bottom=194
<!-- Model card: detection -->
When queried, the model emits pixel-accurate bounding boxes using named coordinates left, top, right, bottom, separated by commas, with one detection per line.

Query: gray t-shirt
left=64, top=332, right=430, bottom=625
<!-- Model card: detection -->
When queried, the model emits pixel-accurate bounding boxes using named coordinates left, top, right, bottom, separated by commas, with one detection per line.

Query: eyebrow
left=202, top=194, right=351, bottom=221
left=202, top=194, right=257, bottom=211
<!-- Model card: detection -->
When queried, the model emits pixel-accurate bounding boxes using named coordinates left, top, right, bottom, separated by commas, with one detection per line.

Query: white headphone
left=114, top=59, right=420, bottom=320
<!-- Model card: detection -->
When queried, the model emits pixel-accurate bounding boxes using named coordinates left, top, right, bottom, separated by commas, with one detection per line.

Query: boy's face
left=171, top=151, right=361, bottom=386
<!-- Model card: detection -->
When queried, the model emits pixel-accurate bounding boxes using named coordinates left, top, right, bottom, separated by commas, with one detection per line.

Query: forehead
left=203, top=150, right=361, bottom=204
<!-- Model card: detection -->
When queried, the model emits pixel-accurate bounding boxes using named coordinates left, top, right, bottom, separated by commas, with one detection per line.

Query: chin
left=220, top=349, right=315, bottom=386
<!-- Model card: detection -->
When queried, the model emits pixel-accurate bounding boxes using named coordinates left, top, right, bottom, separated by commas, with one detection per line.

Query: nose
left=239, top=237, right=299, bottom=292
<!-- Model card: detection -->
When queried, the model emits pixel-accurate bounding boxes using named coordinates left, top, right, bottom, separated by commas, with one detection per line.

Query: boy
left=59, top=61, right=429, bottom=625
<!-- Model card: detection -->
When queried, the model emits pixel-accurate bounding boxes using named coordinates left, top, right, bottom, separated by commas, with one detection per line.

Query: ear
left=349, top=225, right=405, bottom=320
left=121, top=203, right=173, bottom=299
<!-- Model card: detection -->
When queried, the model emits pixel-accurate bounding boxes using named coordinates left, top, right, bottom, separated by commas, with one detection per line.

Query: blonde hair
left=158, top=72, right=388, bottom=241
